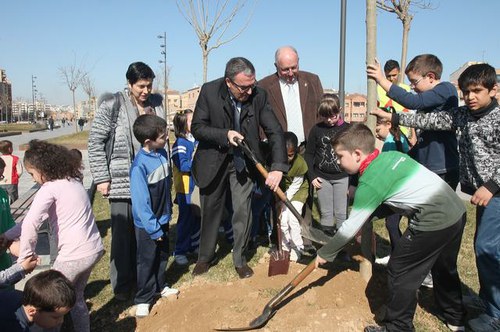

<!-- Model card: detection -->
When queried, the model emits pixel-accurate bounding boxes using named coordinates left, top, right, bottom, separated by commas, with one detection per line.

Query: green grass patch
left=46, top=130, right=89, bottom=146
left=0, top=123, right=46, bottom=132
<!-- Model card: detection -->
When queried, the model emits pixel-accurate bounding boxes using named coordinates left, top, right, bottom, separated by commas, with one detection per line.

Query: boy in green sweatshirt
left=315, top=123, right=466, bottom=332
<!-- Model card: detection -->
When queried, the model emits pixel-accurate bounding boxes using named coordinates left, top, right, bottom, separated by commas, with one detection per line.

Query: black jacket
left=191, top=77, right=288, bottom=189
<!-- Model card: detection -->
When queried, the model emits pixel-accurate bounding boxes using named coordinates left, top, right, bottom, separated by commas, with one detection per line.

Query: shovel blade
left=268, top=250, right=290, bottom=276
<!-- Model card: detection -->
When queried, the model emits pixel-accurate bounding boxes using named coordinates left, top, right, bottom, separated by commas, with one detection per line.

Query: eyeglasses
left=229, top=79, right=256, bottom=93
left=409, top=75, right=426, bottom=88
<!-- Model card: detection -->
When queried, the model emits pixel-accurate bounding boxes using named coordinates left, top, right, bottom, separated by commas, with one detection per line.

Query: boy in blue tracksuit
left=130, top=114, right=179, bottom=318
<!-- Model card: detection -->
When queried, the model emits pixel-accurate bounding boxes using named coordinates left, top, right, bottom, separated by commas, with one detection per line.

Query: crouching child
left=315, top=123, right=466, bottom=332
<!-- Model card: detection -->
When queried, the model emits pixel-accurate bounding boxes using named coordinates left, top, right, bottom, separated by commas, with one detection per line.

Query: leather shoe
left=192, top=258, right=217, bottom=276
left=235, top=264, right=254, bottom=279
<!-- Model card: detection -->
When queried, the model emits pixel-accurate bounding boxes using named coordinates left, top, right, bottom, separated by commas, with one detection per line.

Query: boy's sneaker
left=135, top=303, right=150, bottom=318
left=468, top=313, right=500, bottom=332
left=175, top=255, right=189, bottom=265
left=375, top=255, right=390, bottom=266
left=421, top=272, right=433, bottom=289
left=445, top=322, right=465, bottom=331
left=160, top=285, right=180, bottom=298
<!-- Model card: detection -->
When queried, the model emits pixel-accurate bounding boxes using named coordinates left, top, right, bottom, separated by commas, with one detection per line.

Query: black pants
left=134, top=226, right=169, bottom=304
left=198, top=158, right=253, bottom=267
left=383, top=214, right=466, bottom=331
left=110, top=199, right=137, bottom=294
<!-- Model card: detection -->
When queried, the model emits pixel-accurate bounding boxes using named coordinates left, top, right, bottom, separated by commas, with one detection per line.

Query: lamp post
left=157, top=32, right=169, bottom=125
left=31, top=75, right=37, bottom=122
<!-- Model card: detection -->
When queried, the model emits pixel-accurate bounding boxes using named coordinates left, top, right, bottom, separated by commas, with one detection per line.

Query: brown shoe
left=192, top=258, right=217, bottom=276
left=235, top=264, right=254, bottom=279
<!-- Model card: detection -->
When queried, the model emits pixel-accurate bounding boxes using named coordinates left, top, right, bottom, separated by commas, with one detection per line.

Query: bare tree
left=59, top=57, right=88, bottom=132
left=376, top=0, right=434, bottom=82
left=82, top=75, right=97, bottom=119
left=176, top=0, right=257, bottom=83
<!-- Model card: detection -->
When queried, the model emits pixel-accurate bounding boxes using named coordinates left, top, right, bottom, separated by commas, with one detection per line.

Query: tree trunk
left=72, top=90, right=77, bottom=133
left=202, top=49, right=209, bottom=83
left=365, top=0, right=377, bottom=132
left=399, top=18, right=411, bottom=83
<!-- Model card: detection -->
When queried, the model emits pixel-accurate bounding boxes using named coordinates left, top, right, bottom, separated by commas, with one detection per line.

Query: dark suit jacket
left=191, top=77, right=288, bottom=189
left=258, top=71, right=323, bottom=141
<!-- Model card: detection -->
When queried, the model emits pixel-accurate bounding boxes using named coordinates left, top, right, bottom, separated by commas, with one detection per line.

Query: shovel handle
left=290, top=260, right=316, bottom=287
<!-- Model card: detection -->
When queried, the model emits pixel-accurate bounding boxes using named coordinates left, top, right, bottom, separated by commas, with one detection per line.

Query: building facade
left=0, top=69, right=13, bottom=122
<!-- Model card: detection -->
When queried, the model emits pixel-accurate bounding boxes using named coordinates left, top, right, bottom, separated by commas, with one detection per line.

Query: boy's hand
left=315, top=255, right=327, bottom=269
left=311, top=177, right=322, bottom=189
left=366, top=59, right=385, bottom=83
left=471, top=186, right=493, bottom=207
left=369, top=108, right=392, bottom=121
left=21, top=255, right=39, bottom=274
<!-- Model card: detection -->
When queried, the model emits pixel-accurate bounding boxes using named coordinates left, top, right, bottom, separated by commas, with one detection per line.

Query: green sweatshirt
left=318, top=151, right=465, bottom=262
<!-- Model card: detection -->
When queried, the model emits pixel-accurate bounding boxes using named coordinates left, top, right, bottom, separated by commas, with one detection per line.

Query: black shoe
left=302, top=244, right=317, bottom=256
left=235, top=264, right=254, bottom=279
left=364, top=325, right=387, bottom=332
left=322, top=225, right=337, bottom=237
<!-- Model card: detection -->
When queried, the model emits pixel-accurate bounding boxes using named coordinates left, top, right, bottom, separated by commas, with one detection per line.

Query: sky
left=1, top=0, right=499, bottom=106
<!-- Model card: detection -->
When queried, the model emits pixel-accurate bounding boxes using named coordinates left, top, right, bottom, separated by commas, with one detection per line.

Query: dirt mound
left=137, top=260, right=384, bottom=332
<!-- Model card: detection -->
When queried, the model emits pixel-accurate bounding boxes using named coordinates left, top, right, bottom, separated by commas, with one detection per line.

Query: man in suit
left=259, top=46, right=324, bottom=146
left=191, top=57, right=288, bottom=279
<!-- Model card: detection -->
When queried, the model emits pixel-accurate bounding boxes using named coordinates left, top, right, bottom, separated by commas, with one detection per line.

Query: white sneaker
left=175, top=255, right=189, bottom=265
left=160, top=285, right=180, bottom=298
left=135, top=303, right=150, bottom=317
left=445, top=322, right=465, bottom=331
left=421, top=272, right=434, bottom=289
left=375, top=255, right=390, bottom=266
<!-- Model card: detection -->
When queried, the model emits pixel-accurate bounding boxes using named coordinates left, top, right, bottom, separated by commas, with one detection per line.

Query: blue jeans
left=475, top=196, right=500, bottom=318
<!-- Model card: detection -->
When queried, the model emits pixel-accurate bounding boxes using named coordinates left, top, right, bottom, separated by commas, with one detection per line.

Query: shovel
left=235, top=138, right=333, bottom=246
left=214, top=260, right=316, bottom=331
left=234, top=138, right=291, bottom=275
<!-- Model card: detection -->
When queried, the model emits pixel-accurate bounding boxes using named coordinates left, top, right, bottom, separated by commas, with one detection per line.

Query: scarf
left=359, top=149, right=380, bottom=176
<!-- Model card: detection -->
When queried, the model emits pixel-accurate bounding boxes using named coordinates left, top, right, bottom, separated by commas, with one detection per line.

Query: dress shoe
left=192, top=257, right=217, bottom=276
left=364, top=326, right=387, bottom=332
left=235, top=264, right=254, bottom=279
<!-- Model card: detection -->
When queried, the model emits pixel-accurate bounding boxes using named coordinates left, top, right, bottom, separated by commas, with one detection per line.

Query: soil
left=136, top=255, right=389, bottom=332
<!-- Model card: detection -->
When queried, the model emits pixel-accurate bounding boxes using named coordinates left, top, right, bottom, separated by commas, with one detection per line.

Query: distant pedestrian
left=78, top=118, right=85, bottom=132
left=62, top=117, right=66, bottom=127
left=48, top=117, right=54, bottom=131
left=0, top=140, right=23, bottom=203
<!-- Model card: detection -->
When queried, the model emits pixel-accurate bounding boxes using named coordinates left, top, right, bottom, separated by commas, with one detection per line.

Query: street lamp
left=31, top=75, right=37, bottom=122
left=157, top=32, right=169, bottom=125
